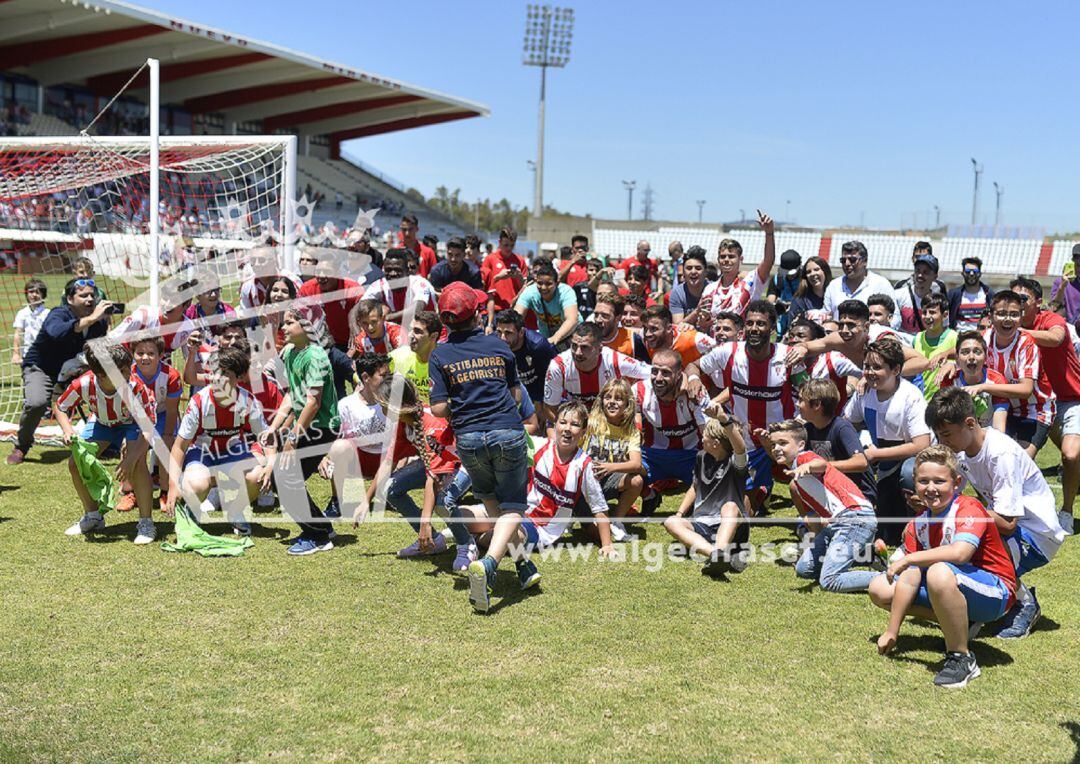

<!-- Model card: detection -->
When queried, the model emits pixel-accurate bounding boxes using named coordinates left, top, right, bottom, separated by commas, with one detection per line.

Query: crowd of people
left=6, top=209, right=1075, bottom=690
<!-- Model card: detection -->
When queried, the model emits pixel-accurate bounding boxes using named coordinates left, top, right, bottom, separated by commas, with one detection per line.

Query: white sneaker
left=206, top=486, right=222, bottom=510
left=1058, top=509, right=1074, bottom=536
left=65, top=512, right=105, bottom=536
left=133, top=519, right=156, bottom=545
left=610, top=520, right=630, bottom=543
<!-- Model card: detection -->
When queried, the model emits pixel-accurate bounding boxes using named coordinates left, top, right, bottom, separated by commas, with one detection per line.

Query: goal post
left=0, top=132, right=298, bottom=444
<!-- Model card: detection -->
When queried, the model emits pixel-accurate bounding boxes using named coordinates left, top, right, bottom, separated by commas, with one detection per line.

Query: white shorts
left=1055, top=399, right=1080, bottom=437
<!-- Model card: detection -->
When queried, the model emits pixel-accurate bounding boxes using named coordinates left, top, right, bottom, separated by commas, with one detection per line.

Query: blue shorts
left=82, top=421, right=141, bottom=448
left=154, top=410, right=178, bottom=438
left=642, top=446, right=696, bottom=486
left=182, top=446, right=257, bottom=471
left=746, top=446, right=774, bottom=493
left=912, top=562, right=1013, bottom=623
left=519, top=518, right=541, bottom=553
left=1006, top=525, right=1051, bottom=577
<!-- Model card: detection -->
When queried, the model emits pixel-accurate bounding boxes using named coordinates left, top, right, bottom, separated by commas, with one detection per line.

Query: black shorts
left=1006, top=415, right=1050, bottom=450
left=600, top=472, right=625, bottom=501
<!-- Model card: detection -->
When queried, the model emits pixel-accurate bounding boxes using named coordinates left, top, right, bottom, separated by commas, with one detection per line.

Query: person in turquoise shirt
left=514, top=260, right=580, bottom=348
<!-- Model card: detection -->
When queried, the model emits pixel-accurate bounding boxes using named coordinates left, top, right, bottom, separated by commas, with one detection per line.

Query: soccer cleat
left=65, top=512, right=105, bottom=536
left=397, top=533, right=447, bottom=558
left=231, top=521, right=252, bottom=537
left=323, top=495, right=341, bottom=519
left=6, top=448, right=25, bottom=465
left=933, top=651, right=981, bottom=688
left=871, top=539, right=890, bottom=571
left=516, top=559, right=541, bottom=590
left=467, top=559, right=494, bottom=613
left=1058, top=509, right=1074, bottom=536
left=115, top=491, right=137, bottom=513
left=133, top=519, right=156, bottom=545
left=996, top=587, right=1041, bottom=639
left=287, top=538, right=334, bottom=556
left=452, top=543, right=478, bottom=576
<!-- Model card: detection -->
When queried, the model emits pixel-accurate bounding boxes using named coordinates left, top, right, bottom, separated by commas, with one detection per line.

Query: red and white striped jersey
left=352, top=322, right=406, bottom=355
left=239, top=272, right=303, bottom=312
left=809, top=351, right=862, bottom=413
left=239, top=373, right=284, bottom=418
left=57, top=371, right=156, bottom=427
left=111, top=305, right=195, bottom=355
left=702, top=272, right=764, bottom=316
left=790, top=451, right=872, bottom=519
left=634, top=380, right=709, bottom=450
left=699, top=341, right=803, bottom=447
left=178, top=386, right=266, bottom=457
left=525, top=439, right=606, bottom=546
left=364, top=276, right=437, bottom=313
left=131, top=362, right=182, bottom=412
left=983, top=329, right=1055, bottom=424
left=543, top=346, right=651, bottom=407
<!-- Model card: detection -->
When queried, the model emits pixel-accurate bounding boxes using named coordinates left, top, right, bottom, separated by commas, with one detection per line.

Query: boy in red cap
left=428, top=282, right=536, bottom=613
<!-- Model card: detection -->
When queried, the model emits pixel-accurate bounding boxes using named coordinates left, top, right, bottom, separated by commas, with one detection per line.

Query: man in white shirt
left=822, top=241, right=901, bottom=330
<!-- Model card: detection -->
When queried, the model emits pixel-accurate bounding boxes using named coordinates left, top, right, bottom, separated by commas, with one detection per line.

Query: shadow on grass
left=31, top=450, right=71, bottom=466
left=878, top=632, right=1014, bottom=671
left=1058, top=721, right=1080, bottom=764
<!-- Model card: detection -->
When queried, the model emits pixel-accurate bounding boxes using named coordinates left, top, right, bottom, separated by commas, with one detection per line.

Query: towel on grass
left=160, top=504, right=254, bottom=557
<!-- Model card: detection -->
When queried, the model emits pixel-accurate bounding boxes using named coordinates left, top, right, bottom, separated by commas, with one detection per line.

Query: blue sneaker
left=995, top=587, right=1040, bottom=639
left=516, top=559, right=541, bottom=590
left=323, top=496, right=341, bottom=519
left=287, top=537, right=334, bottom=556
left=452, top=543, right=477, bottom=575
left=468, top=558, right=496, bottom=613
left=397, top=533, right=447, bottom=558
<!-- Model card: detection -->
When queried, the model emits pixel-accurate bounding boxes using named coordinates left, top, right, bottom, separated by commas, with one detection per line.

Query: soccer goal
left=0, top=59, right=298, bottom=444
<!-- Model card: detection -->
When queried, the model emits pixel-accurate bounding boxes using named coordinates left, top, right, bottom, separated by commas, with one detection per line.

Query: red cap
left=438, top=282, right=489, bottom=323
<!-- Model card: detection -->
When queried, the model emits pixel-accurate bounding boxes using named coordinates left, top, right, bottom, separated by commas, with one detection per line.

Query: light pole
left=622, top=180, right=636, bottom=220
left=739, top=208, right=746, bottom=224
left=523, top=5, right=574, bottom=220
left=934, top=205, right=941, bottom=228
left=993, top=182, right=1003, bottom=226
left=970, top=158, right=982, bottom=225
left=785, top=199, right=791, bottom=223
left=696, top=199, right=705, bottom=223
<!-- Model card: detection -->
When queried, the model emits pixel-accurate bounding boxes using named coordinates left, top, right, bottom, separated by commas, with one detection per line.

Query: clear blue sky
left=147, top=0, right=1080, bottom=231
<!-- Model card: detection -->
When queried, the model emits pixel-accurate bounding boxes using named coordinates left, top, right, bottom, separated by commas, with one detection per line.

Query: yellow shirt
left=389, top=346, right=430, bottom=404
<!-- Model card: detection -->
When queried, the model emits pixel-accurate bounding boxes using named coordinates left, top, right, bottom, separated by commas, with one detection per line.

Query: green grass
left=0, top=444, right=1077, bottom=762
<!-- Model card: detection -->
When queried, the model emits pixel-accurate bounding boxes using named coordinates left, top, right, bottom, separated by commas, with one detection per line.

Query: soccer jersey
left=57, top=371, right=156, bottom=427
left=363, top=275, right=437, bottom=314
left=983, top=329, right=1055, bottom=424
left=954, top=427, right=1065, bottom=560
left=633, top=380, right=709, bottom=450
left=901, top=494, right=1018, bottom=605
left=843, top=378, right=930, bottom=477
left=337, top=395, right=389, bottom=454
left=789, top=451, right=873, bottom=519
left=352, top=322, right=405, bottom=355
left=703, top=272, right=763, bottom=316
left=415, top=411, right=459, bottom=476
left=543, top=347, right=651, bottom=408
left=239, top=272, right=303, bottom=312
left=481, top=251, right=528, bottom=311
left=239, top=373, right=284, bottom=418
left=525, top=439, right=607, bottom=547
left=808, top=351, right=862, bottom=413
left=699, top=341, right=803, bottom=447
left=179, top=386, right=266, bottom=458
left=601, top=327, right=637, bottom=357
left=635, top=329, right=716, bottom=367
left=955, top=289, right=989, bottom=332
left=111, top=305, right=195, bottom=355
left=298, top=277, right=363, bottom=345
left=389, top=346, right=430, bottom=405
left=132, top=362, right=182, bottom=412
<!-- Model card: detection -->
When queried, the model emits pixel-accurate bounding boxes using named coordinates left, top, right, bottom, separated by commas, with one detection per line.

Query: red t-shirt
left=482, top=251, right=527, bottom=311
left=398, top=235, right=438, bottom=277
left=297, top=278, right=363, bottom=346
left=560, top=259, right=590, bottom=287
left=616, top=255, right=660, bottom=282
left=1032, top=310, right=1080, bottom=402
left=239, top=373, right=284, bottom=416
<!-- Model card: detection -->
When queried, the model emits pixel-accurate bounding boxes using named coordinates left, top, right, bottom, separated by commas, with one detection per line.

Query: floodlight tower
left=523, top=5, right=574, bottom=219
left=970, top=157, right=982, bottom=225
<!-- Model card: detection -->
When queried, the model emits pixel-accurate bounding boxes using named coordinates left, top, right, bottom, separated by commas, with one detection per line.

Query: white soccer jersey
left=955, top=427, right=1065, bottom=560
left=843, top=378, right=930, bottom=477
left=699, top=341, right=802, bottom=447
left=111, top=305, right=195, bottom=354
left=702, top=271, right=763, bottom=316
left=526, top=439, right=607, bottom=547
left=983, top=329, right=1055, bottom=424
left=809, top=351, right=862, bottom=411
left=56, top=371, right=156, bottom=427
left=633, top=380, right=709, bottom=450
left=179, top=386, right=266, bottom=457
left=543, top=346, right=651, bottom=407
left=364, top=275, right=437, bottom=313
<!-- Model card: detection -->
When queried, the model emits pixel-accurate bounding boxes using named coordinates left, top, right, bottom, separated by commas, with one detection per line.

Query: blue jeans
left=795, top=510, right=879, bottom=593
left=385, top=460, right=472, bottom=538
left=455, top=428, right=528, bottom=513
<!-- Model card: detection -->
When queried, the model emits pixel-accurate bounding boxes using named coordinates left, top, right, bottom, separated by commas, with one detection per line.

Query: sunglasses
left=74, top=278, right=96, bottom=288
left=963, top=269, right=980, bottom=274
left=839, top=257, right=863, bottom=264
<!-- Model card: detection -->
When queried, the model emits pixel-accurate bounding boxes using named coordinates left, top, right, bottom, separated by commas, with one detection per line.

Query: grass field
left=0, top=440, right=1077, bottom=762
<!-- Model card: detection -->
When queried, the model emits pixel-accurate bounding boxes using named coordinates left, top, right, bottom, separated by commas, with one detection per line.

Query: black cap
left=780, top=249, right=801, bottom=272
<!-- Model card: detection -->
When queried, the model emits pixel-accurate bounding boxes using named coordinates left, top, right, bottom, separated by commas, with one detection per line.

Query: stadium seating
left=593, top=226, right=822, bottom=266
left=937, top=237, right=1043, bottom=276
left=827, top=234, right=923, bottom=273
left=1046, top=239, right=1079, bottom=279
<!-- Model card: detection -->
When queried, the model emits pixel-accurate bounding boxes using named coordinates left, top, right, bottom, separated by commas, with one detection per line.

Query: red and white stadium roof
left=0, top=0, right=489, bottom=142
